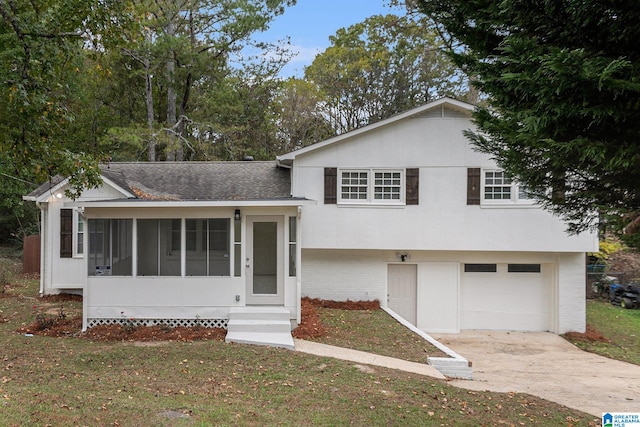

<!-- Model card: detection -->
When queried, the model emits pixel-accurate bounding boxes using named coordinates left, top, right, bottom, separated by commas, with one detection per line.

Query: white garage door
left=460, top=263, right=552, bottom=331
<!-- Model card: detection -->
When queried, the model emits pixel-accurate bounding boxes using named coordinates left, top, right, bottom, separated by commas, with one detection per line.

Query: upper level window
left=483, top=170, right=533, bottom=204
left=341, top=171, right=368, bottom=201
left=339, top=169, right=404, bottom=204
left=374, top=171, right=402, bottom=201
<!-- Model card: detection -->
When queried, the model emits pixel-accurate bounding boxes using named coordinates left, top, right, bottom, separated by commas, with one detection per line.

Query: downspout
left=35, top=202, right=45, bottom=296
left=296, top=206, right=302, bottom=325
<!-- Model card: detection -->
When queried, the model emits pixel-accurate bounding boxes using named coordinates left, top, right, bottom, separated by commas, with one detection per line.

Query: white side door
left=387, top=264, right=417, bottom=325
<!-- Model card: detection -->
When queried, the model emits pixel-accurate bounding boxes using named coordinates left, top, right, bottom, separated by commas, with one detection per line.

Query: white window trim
left=481, top=169, right=535, bottom=207
left=338, top=168, right=405, bottom=206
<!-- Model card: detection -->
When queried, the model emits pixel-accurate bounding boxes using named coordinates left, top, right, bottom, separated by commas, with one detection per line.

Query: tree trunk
left=165, top=21, right=180, bottom=161
left=145, top=55, right=156, bottom=162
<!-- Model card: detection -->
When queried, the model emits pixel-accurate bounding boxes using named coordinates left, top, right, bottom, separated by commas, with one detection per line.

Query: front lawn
left=0, top=247, right=599, bottom=426
left=564, top=299, right=640, bottom=366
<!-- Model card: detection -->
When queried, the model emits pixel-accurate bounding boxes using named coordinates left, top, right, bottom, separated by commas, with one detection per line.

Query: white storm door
left=246, top=216, right=284, bottom=305
left=387, top=264, right=417, bottom=325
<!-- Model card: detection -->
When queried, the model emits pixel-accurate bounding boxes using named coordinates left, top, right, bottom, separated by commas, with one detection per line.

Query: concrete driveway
left=431, top=331, right=640, bottom=417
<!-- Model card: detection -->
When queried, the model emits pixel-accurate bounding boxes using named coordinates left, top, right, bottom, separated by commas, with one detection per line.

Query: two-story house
left=24, top=98, right=597, bottom=347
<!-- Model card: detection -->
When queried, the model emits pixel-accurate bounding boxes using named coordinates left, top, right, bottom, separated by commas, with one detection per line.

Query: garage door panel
left=462, top=310, right=548, bottom=331
left=461, top=265, right=550, bottom=331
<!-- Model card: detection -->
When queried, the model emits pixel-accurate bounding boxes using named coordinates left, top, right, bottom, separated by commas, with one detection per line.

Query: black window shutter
left=406, top=168, right=419, bottom=205
left=60, top=209, right=73, bottom=258
left=467, top=168, right=481, bottom=205
left=324, top=167, right=337, bottom=204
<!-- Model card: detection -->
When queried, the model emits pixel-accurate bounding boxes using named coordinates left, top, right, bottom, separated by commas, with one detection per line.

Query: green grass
left=565, top=299, right=640, bottom=366
left=0, top=247, right=599, bottom=426
left=310, top=307, right=448, bottom=362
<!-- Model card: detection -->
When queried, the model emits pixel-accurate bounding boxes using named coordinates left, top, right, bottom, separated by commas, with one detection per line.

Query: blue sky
left=254, top=0, right=403, bottom=77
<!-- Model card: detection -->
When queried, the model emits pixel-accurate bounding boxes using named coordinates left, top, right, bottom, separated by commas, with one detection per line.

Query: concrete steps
left=225, top=307, right=295, bottom=350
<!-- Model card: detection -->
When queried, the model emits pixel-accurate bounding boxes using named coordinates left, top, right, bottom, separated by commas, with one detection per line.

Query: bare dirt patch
left=304, top=297, right=380, bottom=310
left=19, top=316, right=227, bottom=342
left=18, top=295, right=384, bottom=345
left=563, top=324, right=610, bottom=343
left=292, top=297, right=327, bottom=339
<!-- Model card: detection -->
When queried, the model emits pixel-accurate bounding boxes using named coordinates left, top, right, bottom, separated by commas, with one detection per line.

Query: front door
left=246, top=216, right=284, bottom=305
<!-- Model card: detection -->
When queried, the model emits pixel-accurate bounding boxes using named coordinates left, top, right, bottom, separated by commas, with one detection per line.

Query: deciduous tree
left=305, top=13, right=467, bottom=134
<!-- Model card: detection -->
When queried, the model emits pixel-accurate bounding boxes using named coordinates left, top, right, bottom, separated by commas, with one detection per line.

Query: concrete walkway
left=295, top=332, right=640, bottom=418
left=293, top=339, right=446, bottom=379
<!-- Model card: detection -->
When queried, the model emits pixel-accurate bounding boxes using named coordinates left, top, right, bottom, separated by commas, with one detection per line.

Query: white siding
left=556, top=252, right=587, bottom=333
left=300, top=249, right=583, bottom=334
left=39, top=180, right=133, bottom=294
left=291, top=109, right=598, bottom=253
left=301, top=249, right=386, bottom=302
left=417, top=262, right=459, bottom=333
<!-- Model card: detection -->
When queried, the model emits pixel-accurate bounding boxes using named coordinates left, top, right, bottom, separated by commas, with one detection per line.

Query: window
left=288, top=216, right=297, bottom=277
left=234, top=216, right=241, bottom=277
left=339, top=169, right=404, bottom=204
left=185, top=219, right=230, bottom=276
left=484, top=171, right=512, bottom=200
left=374, top=171, right=402, bottom=200
left=74, top=210, right=84, bottom=256
left=483, top=170, right=533, bottom=204
left=137, top=219, right=181, bottom=276
left=464, top=263, right=497, bottom=273
left=508, top=264, right=541, bottom=273
left=88, top=219, right=133, bottom=276
left=341, top=171, right=368, bottom=200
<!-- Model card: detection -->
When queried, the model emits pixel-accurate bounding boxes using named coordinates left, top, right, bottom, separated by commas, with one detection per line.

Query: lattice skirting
left=87, top=318, right=228, bottom=329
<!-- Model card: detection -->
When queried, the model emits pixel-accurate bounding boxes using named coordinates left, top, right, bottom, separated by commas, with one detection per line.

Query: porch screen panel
left=185, top=219, right=230, bottom=276
left=185, top=219, right=207, bottom=275
left=160, top=219, right=181, bottom=276
left=111, top=220, right=133, bottom=275
left=137, top=219, right=158, bottom=276
left=208, top=219, right=230, bottom=276
left=88, top=219, right=132, bottom=276
left=88, top=219, right=108, bottom=275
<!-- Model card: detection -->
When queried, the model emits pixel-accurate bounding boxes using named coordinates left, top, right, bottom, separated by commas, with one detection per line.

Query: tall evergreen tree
left=415, top=1, right=640, bottom=246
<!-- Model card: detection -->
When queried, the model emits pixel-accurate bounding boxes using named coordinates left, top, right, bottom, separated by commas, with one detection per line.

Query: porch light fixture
left=234, top=209, right=241, bottom=221
left=396, top=252, right=410, bottom=262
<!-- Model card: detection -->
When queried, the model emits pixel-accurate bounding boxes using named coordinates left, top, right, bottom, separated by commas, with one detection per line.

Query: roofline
left=101, top=175, right=136, bottom=198
left=25, top=179, right=68, bottom=203
left=66, top=199, right=315, bottom=208
left=24, top=174, right=135, bottom=202
left=276, top=97, right=474, bottom=164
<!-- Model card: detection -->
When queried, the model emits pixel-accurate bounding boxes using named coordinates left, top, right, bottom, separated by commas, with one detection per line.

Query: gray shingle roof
left=30, top=161, right=294, bottom=201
